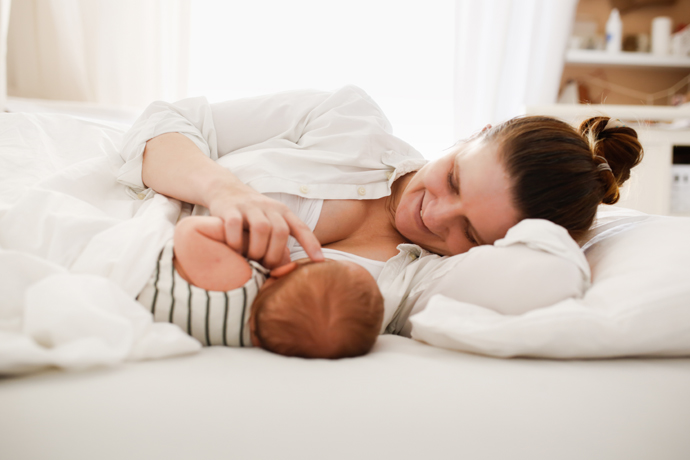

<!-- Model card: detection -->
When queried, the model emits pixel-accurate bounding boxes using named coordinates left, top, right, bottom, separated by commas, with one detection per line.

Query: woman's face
left=394, top=138, right=520, bottom=255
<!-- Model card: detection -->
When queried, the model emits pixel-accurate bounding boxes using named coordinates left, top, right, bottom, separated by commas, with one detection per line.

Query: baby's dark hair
left=251, top=261, right=383, bottom=359
left=482, top=116, right=643, bottom=240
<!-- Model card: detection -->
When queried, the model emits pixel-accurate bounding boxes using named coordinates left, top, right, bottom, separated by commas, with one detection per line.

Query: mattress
left=2, top=336, right=690, bottom=460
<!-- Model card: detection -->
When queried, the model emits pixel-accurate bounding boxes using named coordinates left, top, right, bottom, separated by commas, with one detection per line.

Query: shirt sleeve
left=402, top=219, right=591, bottom=337
left=116, top=96, right=219, bottom=193
left=209, top=88, right=336, bottom=155
left=116, top=85, right=419, bottom=197
left=115, top=89, right=349, bottom=193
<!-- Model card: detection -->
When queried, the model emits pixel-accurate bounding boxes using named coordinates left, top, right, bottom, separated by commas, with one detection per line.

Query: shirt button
left=137, top=192, right=146, bottom=200
left=357, top=187, right=366, bottom=196
left=299, top=185, right=309, bottom=194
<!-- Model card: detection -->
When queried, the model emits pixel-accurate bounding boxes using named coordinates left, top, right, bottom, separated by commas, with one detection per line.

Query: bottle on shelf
left=606, top=8, right=622, bottom=53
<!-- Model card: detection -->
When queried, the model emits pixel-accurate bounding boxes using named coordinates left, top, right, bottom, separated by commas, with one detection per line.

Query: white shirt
left=116, top=87, right=591, bottom=336
left=117, top=85, right=427, bottom=200
left=116, top=86, right=429, bottom=331
left=262, top=193, right=386, bottom=281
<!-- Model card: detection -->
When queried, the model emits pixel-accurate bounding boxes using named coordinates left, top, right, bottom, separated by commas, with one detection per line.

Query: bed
left=1, top=98, right=690, bottom=460
left=2, top=336, right=690, bottom=460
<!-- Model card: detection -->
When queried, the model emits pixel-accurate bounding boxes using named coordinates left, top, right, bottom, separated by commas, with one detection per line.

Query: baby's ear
left=269, top=262, right=298, bottom=279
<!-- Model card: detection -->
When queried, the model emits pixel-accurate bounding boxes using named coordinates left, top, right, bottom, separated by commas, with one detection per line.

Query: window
left=188, top=0, right=455, bottom=158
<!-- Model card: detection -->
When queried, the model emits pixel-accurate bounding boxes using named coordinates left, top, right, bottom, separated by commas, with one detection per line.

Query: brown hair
left=483, top=115, right=643, bottom=240
left=251, top=261, right=383, bottom=359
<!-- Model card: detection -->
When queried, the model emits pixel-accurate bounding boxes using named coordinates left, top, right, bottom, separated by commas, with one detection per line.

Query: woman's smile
left=416, top=192, right=433, bottom=235
left=394, top=138, right=520, bottom=256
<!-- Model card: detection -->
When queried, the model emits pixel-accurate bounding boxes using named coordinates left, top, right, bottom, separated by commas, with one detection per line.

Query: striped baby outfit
left=137, top=239, right=269, bottom=347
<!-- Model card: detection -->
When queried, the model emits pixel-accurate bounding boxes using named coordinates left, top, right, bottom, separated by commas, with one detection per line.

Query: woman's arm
left=173, top=216, right=254, bottom=291
left=142, top=133, right=241, bottom=206
left=142, top=133, right=323, bottom=269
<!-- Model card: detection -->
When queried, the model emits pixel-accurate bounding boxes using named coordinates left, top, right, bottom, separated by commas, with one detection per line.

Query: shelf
left=565, top=49, right=690, bottom=69
left=525, top=103, right=690, bottom=122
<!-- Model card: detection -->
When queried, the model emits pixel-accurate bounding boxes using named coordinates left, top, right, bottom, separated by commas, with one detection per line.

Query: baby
left=137, top=216, right=383, bottom=359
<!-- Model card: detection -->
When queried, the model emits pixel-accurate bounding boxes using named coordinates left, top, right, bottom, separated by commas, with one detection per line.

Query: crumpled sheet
left=0, top=113, right=201, bottom=375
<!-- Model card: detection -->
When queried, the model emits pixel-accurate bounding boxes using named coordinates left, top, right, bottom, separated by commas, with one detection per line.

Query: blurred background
left=3, top=0, right=690, bottom=215
left=2, top=0, right=580, bottom=159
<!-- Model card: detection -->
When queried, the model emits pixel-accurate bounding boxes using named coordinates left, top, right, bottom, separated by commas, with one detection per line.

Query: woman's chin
left=396, top=218, right=435, bottom=253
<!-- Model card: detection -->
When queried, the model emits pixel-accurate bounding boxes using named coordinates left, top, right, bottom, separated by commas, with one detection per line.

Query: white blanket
left=0, top=114, right=200, bottom=375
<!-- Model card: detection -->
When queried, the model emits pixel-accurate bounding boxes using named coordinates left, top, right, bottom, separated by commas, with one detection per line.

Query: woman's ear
left=481, top=124, right=492, bottom=133
left=269, top=262, right=298, bottom=279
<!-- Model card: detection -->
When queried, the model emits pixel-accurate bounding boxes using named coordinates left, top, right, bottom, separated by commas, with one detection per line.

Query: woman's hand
left=142, top=133, right=323, bottom=269
left=206, top=182, right=323, bottom=269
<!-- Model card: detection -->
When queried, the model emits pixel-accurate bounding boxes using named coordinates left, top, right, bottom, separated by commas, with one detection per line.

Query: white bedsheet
left=3, top=336, right=690, bottom=460
left=0, top=113, right=200, bottom=375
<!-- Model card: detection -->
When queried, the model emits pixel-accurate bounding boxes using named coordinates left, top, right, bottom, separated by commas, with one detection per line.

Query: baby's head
left=249, top=260, right=383, bottom=359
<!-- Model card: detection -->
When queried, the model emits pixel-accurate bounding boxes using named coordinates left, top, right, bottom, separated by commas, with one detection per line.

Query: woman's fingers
left=222, top=209, right=245, bottom=252
left=210, top=190, right=322, bottom=266
left=243, top=209, right=322, bottom=267
left=284, top=212, right=324, bottom=262
left=261, top=213, right=291, bottom=268
left=244, top=207, right=272, bottom=261
left=279, top=247, right=292, bottom=267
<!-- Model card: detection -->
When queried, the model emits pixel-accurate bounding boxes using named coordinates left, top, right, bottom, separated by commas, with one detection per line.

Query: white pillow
left=410, top=206, right=690, bottom=358
left=413, top=219, right=589, bottom=316
left=394, top=218, right=590, bottom=337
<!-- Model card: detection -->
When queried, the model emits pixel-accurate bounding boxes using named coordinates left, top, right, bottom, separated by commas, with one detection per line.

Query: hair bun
left=578, top=116, right=644, bottom=204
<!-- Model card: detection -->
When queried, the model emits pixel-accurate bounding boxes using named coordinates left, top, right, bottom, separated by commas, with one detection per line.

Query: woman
left=118, top=85, right=642, bottom=273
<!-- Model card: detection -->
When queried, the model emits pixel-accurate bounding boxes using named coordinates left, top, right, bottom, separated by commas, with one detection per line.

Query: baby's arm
left=173, top=216, right=253, bottom=291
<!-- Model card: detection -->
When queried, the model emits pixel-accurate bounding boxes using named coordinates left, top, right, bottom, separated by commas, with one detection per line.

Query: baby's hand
left=173, top=216, right=253, bottom=291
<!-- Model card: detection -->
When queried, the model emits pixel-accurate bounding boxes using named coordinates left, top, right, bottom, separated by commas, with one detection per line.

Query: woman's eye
left=447, top=170, right=458, bottom=194
left=464, top=229, right=478, bottom=246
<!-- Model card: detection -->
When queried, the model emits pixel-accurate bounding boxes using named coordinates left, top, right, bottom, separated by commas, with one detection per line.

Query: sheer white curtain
left=3, top=1, right=577, bottom=149
left=453, top=0, right=577, bottom=139
left=0, top=0, right=10, bottom=112
left=187, top=0, right=456, bottom=159
left=6, top=0, right=189, bottom=108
